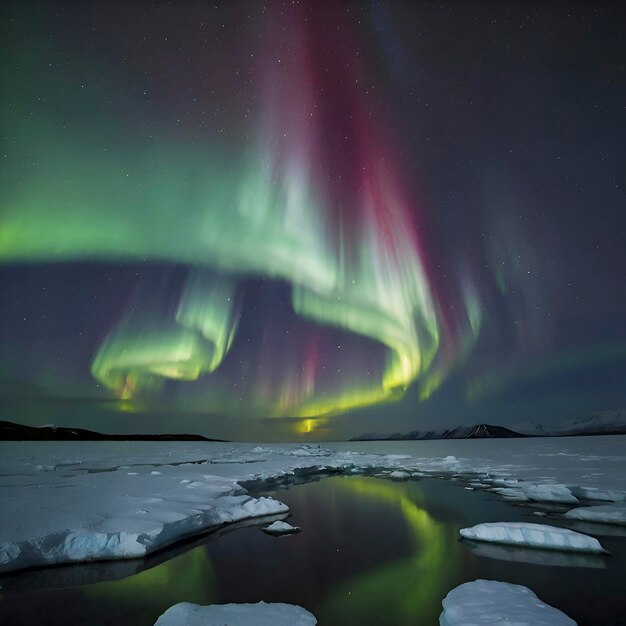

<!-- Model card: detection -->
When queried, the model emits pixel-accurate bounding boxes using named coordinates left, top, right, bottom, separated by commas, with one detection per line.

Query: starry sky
left=1, top=1, right=625, bottom=441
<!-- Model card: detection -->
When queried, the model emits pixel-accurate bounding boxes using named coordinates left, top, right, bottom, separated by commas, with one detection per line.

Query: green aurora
left=2, top=1, right=625, bottom=438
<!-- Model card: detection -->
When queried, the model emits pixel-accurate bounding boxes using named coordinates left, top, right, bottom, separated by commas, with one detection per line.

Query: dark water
left=2, top=476, right=626, bottom=625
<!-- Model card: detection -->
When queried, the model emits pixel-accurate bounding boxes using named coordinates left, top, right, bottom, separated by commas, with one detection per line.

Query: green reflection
left=317, top=477, right=461, bottom=625
left=83, top=546, right=216, bottom=623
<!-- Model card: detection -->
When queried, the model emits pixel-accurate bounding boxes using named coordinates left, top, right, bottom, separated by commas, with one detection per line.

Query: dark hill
left=351, top=423, right=527, bottom=441
left=0, top=420, right=226, bottom=442
left=465, top=424, right=526, bottom=438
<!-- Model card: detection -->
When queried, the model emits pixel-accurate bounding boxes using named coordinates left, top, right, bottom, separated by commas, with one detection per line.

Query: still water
left=2, top=475, right=626, bottom=625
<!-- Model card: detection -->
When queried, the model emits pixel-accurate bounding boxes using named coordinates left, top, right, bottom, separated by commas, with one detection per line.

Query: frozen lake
left=327, top=436, right=626, bottom=492
left=1, top=437, right=626, bottom=624
left=2, top=473, right=626, bottom=624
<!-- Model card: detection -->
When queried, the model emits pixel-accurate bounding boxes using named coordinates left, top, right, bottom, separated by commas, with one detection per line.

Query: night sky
left=1, top=1, right=625, bottom=441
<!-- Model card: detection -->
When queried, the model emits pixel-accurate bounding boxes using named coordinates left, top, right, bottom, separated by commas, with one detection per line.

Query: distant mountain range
left=351, top=423, right=526, bottom=441
left=2, top=410, right=624, bottom=443
left=0, top=421, right=226, bottom=442
left=514, top=409, right=626, bottom=437
left=352, top=410, right=626, bottom=441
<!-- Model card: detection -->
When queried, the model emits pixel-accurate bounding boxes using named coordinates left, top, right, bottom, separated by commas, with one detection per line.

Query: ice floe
left=565, top=503, right=626, bottom=526
left=389, top=470, right=411, bottom=480
left=0, top=477, right=288, bottom=573
left=154, top=601, right=317, bottom=626
left=521, top=483, right=579, bottom=503
left=439, top=579, right=576, bottom=625
left=459, top=522, right=606, bottom=553
left=569, top=486, right=625, bottom=502
left=261, top=520, right=301, bottom=536
left=487, top=482, right=579, bottom=503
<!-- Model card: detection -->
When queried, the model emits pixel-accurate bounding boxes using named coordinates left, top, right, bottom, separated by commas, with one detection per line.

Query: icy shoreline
left=1, top=436, right=625, bottom=574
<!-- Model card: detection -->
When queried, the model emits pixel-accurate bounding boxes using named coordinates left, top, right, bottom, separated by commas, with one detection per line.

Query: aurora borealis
left=1, top=1, right=625, bottom=439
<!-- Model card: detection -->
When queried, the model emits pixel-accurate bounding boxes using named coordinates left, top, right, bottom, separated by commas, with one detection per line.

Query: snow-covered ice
left=389, top=470, right=411, bottom=480
left=154, top=601, right=317, bottom=626
left=0, top=457, right=289, bottom=573
left=0, top=435, right=624, bottom=573
left=565, top=503, right=626, bottom=526
left=332, top=436, right=626, bottom=494
left=262, top=520, right=301, bottom=536
left=439, top=579, right=576, bottom=625
left=486, top=482, right=579, bottom=503
left=569, top=486, right=626, bottom=502
left=521, top=483, right=579, bottom=503
left=459, top=522, right=606, bottom=553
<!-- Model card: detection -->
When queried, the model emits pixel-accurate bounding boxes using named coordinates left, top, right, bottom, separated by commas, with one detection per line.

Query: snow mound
left=570, top=486, right=625, bottom=502
left=521, top=483, right=578, bottom=504
left=440, top=579, right=576, bottom=625
left=238, top=496, right=288, bottom=518
left=389, top=470, right=410, bottom=480
left=154, top=601, right=317, bottom=626
left=482, top=479, right=582, bottom=504
left=565, top=503, right=626, bottom=526
left=459, top=522, right=606, bottom=553
left=287, top=445, right=327, bottom=457
left=262, top=520, right=301, bottom=536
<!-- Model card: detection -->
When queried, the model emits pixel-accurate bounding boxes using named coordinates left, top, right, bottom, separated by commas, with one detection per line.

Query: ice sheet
left=459, top=522, right=606, bottom=553
left=439, top=579, right=576, bottom=625
left=262, top=520, right=301, bottom=535
left=565, top=503, right=626, bottom=526
left=154, top=601, right=317, bottom=626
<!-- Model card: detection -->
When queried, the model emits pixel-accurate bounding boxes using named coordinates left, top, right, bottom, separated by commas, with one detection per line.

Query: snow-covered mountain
left=351, top=424, right=526, bottom=441
left=353, top=411, right=626, bottom=442
left=514, top=410, right=626, bottom=437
